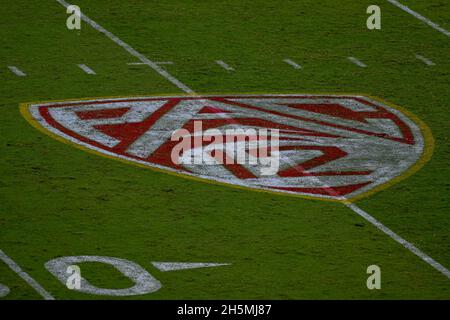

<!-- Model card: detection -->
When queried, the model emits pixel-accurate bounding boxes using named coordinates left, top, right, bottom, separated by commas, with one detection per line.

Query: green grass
left=0, top=0, right=449, bottom=299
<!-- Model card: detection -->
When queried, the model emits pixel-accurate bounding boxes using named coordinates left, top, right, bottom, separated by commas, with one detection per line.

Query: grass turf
left=0, top=0, right=449, bottom=299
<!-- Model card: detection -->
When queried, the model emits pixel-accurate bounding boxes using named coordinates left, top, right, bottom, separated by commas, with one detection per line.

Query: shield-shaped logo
left=21, top=94, right=432, bottom=201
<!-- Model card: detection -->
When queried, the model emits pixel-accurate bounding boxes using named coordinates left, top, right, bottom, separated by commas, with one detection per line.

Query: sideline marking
left=415, top=54, right=435, bottom=66
left=78, top=64, right=96, bottom=75
left=54, top=0, right=450, bottom=281
left=152, top=262, right=230, bottom=272
left=0, top=249, right=55, bottom=300
left=56, top=0, right=194, bottom=94
left=387, top=0, right=450, bottom=38
left=216, top=60, right=235, bottom=72
left=347, top=57, right=367, bottom=68
left=283, top=59, right=302, bottom=69
left=8, top=66, right=26, bottom=77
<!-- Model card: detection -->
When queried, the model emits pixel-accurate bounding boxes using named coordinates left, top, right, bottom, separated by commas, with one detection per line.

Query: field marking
left=56, top=0, right=194, bottom=94
left=346, top=203, right=450, bottom=278
left=347, top=57, right=367, bottom=68
left=0, top=284, right=10, bottom=297
left=283, top=59, right=302, bottom=69
left=387, top=0, right=450, bottom=38
left=8, top=66, right=26, bottom=77
left=284, top=153, right=450, bottom=279
left=77, top=64, right=96, bottom=75
left=415, top=54, right=436, bottom=66
left=216, top=60, right=235, bottom=72
left=0, top=249, right=55, bottom=300
left=54, top=0, right=450, bottom=281
left=152, top=262, right=230, bottom=272
left=128, top=61, right=174, bottom=65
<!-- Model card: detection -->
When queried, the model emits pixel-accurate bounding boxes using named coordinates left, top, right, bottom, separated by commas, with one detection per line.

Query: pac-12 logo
left=21, top=94, right=432, bottom=201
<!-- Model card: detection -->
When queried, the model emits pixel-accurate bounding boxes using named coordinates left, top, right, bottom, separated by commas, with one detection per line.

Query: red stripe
left=213, top=97, right=414, bottom=145
left=94, top=99, right=181, bottom=152
left=76, top=107, right=130, bottom=120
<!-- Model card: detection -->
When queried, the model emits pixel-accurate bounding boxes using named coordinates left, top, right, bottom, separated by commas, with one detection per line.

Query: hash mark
left=283, top=59, right=302, bottom=69
left=415, top=54, right=435, bottom=66
left=8, top=66, right=26, bottom=77
left=347, top=57, right=367, bottom=68
left=216, top=60, right=235, bottom=72
left=77, top=64, right=96, bottom=75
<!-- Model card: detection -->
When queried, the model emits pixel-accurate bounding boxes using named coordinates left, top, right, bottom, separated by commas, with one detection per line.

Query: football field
left=1, top=0, right=449, bottom=299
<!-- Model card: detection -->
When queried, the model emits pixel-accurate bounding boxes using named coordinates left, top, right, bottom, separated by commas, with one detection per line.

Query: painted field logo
left=21, top=95, right=432, bottom=201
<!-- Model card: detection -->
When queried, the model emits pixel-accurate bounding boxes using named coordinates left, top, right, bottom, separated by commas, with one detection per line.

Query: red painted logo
left=23, top=95, right=429, bottom=201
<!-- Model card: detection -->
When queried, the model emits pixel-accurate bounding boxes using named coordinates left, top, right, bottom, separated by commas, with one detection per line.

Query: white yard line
left=55, top=0, right=450, bottom=281
left=8, top=66, right=26, bottom=77
left=0, top=249, right=55, bottom=300
left=415, top=54, right=436, bottom=66
left=282, top=155, right=450, bottom=280
left=128, top=61, right=174, bottom=65
left=346, top=203, right=450, bottom=278
left=216, top=60, right=235, bottom=72
left=387, top=0, right=450, bottom=38
left=56, top=0, right=194, bottom=94
left=78, top=64, right=96, bottom=75
left=347, top=57, right=367, bottom=68
left=283, top=59, right=302, bottom=69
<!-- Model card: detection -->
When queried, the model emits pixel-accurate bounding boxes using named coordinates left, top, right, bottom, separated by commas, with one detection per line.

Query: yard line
left=55, top=0, right=450, bottom=281
left=56, top=0, right=194, bottom=94
left=347, top=57, right=367, bottom=68
left=285, top=154, right=450, bottom=280
left=8, top=66, right=26, bottom=77
left=216, top=60, right=235, bottom=72
left=345, top=203, right=450, bottom=279
left=415, top=54, right=436, bottom=66
left=387, top=0, right=450, bottom=38
left=283, top=59, right=302, bottom=69
left=128, top=61, right=173, bottom=65
left=0, top=249, right=55, bottom=300
left=77, top=64, right=96, bottom=75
